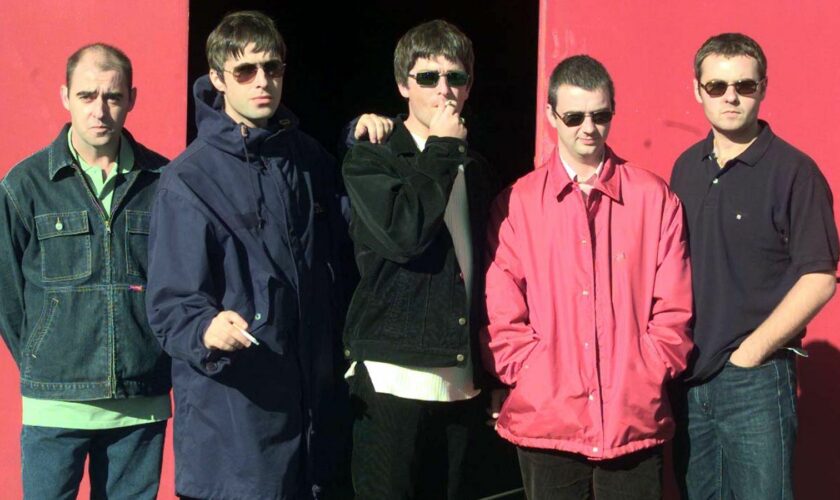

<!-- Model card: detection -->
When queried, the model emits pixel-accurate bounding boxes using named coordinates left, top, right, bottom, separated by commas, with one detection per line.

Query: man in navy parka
left=146, top=11, right=353, bottom=499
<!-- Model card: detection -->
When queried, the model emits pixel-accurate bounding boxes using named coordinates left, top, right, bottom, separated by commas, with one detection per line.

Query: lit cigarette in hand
left=234, top=325, right=260, bottom=346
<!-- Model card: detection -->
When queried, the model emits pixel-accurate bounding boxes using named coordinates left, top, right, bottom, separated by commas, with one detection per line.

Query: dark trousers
left=350, top=364, right=484, bottom=500
left=516, top=445, right=663, bottom=500
left=21, top=420, right=166, bottom=500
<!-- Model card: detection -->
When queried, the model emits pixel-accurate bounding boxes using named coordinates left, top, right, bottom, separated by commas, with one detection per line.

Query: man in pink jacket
left=482, top=55, right=693, bottom=499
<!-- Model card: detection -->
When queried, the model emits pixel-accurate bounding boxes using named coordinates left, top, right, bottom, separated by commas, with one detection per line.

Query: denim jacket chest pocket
left=125, top=210, right=151, bottom=277
left=34, top=211, right=92, bottom=282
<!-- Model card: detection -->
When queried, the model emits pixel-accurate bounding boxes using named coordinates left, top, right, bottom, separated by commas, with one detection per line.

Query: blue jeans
left=21, top=421, right=166, bottom=500
left=673, top=355, right=797, bottom=500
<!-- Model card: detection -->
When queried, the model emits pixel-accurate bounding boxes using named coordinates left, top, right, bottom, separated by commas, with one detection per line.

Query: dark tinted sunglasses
left=699, top=78, right=764, bottom=97
left=408, top=70, right=470, bottom=88
left=552, top=109, right=614, bottom=127
left=225, top=60, right=286, bottom=84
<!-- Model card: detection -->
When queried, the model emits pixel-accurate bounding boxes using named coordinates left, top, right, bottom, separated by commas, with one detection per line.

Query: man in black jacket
left=342, top=19, right=499, bottom=499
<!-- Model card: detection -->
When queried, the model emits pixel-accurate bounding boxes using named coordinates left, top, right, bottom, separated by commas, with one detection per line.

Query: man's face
left=398, top=55, right=471, bottom=132
left=546, top=85, right=612, bottom=165
left=694, top=54, right=765, bottom=136
left=210, top=43, right=283, bottom=129
left=61, top=51, right=136, bottom=157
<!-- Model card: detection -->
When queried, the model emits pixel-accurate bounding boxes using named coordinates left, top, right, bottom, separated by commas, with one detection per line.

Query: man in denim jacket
left=0, top=44, right=170, bottom=498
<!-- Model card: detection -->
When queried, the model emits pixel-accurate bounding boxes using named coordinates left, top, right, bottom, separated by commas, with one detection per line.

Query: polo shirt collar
left=48, top=124, right=153, bottom=180
left=548, top=145, right=622, bottom=202
left=699, top=119, right=775, bottom=167
left=67, top=128, right=135, bottom=179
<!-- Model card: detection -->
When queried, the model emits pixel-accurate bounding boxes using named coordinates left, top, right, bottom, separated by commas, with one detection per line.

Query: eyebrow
left=74, top=90, right=124, bottom=100
left=232, top=59, right=282, bottom=70
left=561, top=108, right=612, bottom=115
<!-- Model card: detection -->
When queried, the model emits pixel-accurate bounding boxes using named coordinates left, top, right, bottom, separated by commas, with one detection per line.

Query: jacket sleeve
left=646, top=190, right=694, bottom=380
left=481, top=189, right=540, bottom=385
left=146, top=185, right=227, bottom=375
left=0, top=180, right=28, bottom=366
left=342, top=137, right=464, bottom=263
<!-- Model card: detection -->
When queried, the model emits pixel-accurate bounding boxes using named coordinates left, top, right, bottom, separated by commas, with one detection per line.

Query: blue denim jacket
left=0, top=125, right=171, bottom=400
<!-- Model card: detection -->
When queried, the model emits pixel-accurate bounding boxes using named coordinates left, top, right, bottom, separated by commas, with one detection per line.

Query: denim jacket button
left=55, top=218, right=63, bottom=231
left=458, top=145, right=466, bottom=153
left=344, top=349, right=351, bottom=358
left=456, top=354, right=465, bottom=362
left=254, top=312, right=262, bottom=321
left=457, top=317, right=466, bottom=326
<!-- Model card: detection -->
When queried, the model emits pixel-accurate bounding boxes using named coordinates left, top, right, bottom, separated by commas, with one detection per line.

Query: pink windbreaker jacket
left=482, top=147, right=693, bottom=459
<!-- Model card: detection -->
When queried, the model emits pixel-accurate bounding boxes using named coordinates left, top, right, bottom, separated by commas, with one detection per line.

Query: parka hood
left=192, top=75, right=300, bottom=160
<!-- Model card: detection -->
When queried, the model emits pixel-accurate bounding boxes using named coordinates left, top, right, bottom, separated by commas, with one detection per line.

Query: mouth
left=251, top=95, right=274, bottom=104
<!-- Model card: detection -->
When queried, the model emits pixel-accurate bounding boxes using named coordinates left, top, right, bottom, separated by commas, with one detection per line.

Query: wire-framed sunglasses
left=552, top=109, right=614, bottom=127
left=408, top=70, right=470, bottom=88
left=224, top=60, right=286, bottom=84
left=699, top=78, right=765, bottom=97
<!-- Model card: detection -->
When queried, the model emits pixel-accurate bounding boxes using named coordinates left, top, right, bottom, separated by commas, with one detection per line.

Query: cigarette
left=234, top=325, right=260, bottom=346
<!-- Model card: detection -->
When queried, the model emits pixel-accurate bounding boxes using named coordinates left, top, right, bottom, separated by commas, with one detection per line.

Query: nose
left=580, top=115, right=597, bottom=134
left=91, top=95, right=106, bottom=119
left=253, top=66, right=270, bottom=87
left=435, top=75, right=454, bottom=95
left=722, top=84, right=740, bottom=104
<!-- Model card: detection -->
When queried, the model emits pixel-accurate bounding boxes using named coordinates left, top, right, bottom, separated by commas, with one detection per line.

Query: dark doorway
left=188, top=0, right=538, bottom=186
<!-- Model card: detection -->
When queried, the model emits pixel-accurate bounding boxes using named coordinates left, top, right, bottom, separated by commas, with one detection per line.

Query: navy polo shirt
left=670, top=121, right=839, bottom=383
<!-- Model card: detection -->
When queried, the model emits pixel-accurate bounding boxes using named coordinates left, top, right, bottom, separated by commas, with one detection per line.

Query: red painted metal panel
left=538, top=2, right=840, bottom=498
left=0, top=1, right=188, bottom=498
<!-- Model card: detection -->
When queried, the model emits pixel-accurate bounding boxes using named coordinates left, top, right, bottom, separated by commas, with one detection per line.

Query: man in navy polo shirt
left=670, top=33, right=839, bottom=500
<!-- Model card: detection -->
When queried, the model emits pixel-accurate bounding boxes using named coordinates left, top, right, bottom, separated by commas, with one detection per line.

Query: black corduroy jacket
left=342, top=120, right=499, bottom=386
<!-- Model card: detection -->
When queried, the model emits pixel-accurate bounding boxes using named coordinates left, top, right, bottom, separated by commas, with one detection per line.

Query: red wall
left=538, top=2, right=840, bottom=499
left=0, top=1, right=188, bottom=498
left=2, top=2, right=838, bottom=499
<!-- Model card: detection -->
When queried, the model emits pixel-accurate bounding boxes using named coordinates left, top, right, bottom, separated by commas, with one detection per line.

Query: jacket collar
left=387, top=117, right=422, bottom=156
left=48, top=124, right=162, bottom=180
left=547, top=145, right=622, bottom=203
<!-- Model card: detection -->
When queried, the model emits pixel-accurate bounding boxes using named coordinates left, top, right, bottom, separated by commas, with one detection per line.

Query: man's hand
left=354, top=114, right=395, bottom=144
left=429, top=97, right=467, bottom=140
left=486, top=387, right=509, bottom=428
left=728, top=346, right=764, bottom=368
left=203, top=310, right=253, bottom=351
left=729, top=272, right=836, bottom=368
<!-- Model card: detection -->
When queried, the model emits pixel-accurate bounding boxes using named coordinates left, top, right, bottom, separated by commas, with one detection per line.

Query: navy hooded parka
left=146, top=76, right=350, bottom=500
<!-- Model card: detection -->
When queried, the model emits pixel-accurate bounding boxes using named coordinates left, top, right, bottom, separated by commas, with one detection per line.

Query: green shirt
left=21, top=130, right=171, bottom=429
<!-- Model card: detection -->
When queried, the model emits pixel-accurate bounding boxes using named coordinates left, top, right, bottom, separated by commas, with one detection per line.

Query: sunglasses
left=552, top=109, right=614, bottom=127
left=699, top=79, right=764, bottom=97
left=224, top=60, right=286, bottom=84
left=408, top=70, right=470, bottom=88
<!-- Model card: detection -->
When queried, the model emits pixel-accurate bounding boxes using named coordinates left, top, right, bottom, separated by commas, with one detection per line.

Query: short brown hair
left=393, top=20, right=474, bottom=87
left=206, top=11, right=287, bottom=75
left=694, top=33, right=767, bottom=80
left=66, top=43, right=133, bottom=90
left=547, top=55, right=615, bottom=111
